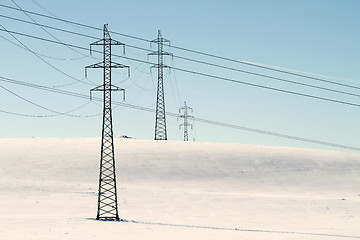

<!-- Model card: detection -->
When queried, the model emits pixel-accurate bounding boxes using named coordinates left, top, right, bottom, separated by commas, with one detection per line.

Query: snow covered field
left=0, top=137, right=359, bottom=239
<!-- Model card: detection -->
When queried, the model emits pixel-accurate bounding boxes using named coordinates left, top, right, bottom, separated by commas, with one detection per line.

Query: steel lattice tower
left=85, top=24, right=129, bottom=221
left=149, top=30, right=172, bottom=140
left=178, top=101, right=194, bottom=141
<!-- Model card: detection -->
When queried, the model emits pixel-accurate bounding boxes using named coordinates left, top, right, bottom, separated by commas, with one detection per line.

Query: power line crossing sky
left=0, top=0, right=359, bottom=152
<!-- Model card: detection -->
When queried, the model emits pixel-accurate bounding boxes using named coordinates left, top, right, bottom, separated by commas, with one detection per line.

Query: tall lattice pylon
left=149, top=30, right=172, bottom=140
left=85, top=24, right=129, bottom=221
left=178, top=101, right=194, bottom=141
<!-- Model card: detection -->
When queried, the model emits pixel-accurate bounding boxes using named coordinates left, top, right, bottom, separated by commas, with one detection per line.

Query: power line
left=192, top=117, right=360, bottom=152
left=0, top=76, right=90, bottom=99
left=1, top=3, right=358, bottom=90
left=169, top=45, right=360, bottom=91
left=0, top=5, right=357, bottom=151
left=31, top=0, right=59, bottom=18
left=0, top=3, right=148, bottom=42
left=0, top=28, right=359, bottom=108
left=0, top=101, right=93, bottom=118
left=0, top=24, right=93, bottom=87
left=0, top=33, right=66, bottom=60
left=1, top=13, right=360, bottom=97
left=1, top=75, right=359, bottom=152
left=168, top=65, right=360, bottom=107
left=171, top=54, right=360, bottom=98
left=11, top=0, right=89, bottom=58
left=0, top=108, right=53, bottom=117
left=0, top=84, right=91, bottom=117
left=239, top=60, right=360, bottom=85
left=0, top=14, right=98, bottom=40
left=0, top=76, right=101, bottom=117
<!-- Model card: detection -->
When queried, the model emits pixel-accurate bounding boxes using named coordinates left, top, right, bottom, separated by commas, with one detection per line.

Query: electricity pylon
left=85, top=24, right=129, bottom=221
left=148, top=30, right=172, bottom=140
left=178, top=101, right=194, bottom=141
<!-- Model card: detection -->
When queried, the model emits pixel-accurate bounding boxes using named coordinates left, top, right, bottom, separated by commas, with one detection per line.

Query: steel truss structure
left=149, top=30, right=172, bottom=140
left=85, top=24, right=129, bottom=221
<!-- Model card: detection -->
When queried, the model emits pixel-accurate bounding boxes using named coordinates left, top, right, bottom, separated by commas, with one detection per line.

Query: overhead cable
left=0, top=24, right=93, bottom=87
left=1, top=3, right=358, bottom=90
left=0, top=28, right=359, bottom=108
left=0, top=75, right=359, bottom=152
left=1, top=13, right=359, bottom=96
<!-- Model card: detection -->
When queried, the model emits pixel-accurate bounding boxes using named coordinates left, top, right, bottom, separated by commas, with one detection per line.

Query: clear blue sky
left=0, top=0, right=359, bottom=152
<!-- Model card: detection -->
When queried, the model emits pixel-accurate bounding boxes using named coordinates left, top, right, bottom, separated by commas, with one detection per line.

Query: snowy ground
left=0, top=137, right=359, bottom=240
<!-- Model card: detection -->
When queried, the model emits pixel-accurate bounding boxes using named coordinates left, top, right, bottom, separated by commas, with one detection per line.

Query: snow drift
left=0, top=137, right=359, bottom=239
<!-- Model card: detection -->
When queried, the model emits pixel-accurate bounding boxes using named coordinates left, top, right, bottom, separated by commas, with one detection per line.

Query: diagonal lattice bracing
left=85, top=24, right=129, bottom=221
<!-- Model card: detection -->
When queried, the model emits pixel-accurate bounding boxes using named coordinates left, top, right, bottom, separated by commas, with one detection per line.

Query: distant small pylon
left=178, top=101, right=194, bottom=141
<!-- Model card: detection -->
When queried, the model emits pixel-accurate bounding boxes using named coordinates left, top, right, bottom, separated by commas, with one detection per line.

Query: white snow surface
left=0, top=137, right=360, bottom=240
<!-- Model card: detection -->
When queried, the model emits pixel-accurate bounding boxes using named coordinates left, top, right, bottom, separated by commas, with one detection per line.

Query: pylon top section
left=89, top=24, right=125, bottom=51
left=148, top=30, right=173, bottom=60
left=179, top=101, right=193, bottom=113
left=151, top=30, right=170, bottom=44
left=85, top=24, right=130, bottom=80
